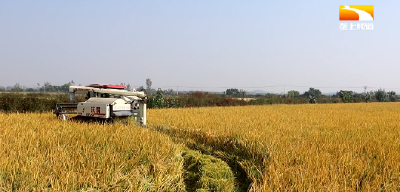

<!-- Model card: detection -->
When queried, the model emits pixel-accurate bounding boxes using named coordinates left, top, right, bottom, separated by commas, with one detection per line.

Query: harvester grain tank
left=54, top=84, right=147, bottom=126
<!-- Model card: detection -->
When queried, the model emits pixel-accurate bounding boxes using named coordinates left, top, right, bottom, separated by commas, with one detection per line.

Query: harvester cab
left=54, top=84, right=147, bottom=126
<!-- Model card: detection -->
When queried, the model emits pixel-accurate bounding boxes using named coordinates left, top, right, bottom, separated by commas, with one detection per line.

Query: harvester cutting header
left=54, top=84, right=147, bottom=126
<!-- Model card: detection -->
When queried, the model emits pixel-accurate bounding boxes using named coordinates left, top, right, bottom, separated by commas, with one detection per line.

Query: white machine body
left=55, top=84, right=147, bottom=126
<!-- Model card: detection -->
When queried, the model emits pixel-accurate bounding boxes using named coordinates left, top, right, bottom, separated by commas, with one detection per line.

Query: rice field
left=148, top=103, right=400, bottom=191
left=1, top=103, right=400, bottom=191
left=0, top=113, right=185, bottom=191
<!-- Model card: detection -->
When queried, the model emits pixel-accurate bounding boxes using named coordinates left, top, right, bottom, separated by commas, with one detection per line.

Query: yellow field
left=148, top=103, right=400, bottom=191
left=1, top=103, right=400, bottom=191
left=0, top=113, right=185, bottom=191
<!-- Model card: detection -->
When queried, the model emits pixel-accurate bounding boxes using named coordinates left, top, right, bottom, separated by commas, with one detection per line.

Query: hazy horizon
left=1, top=1, right=399, bottom=93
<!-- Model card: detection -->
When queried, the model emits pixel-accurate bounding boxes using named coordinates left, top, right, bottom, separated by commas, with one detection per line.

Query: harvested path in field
left=150, top=125, right=254, bottom=192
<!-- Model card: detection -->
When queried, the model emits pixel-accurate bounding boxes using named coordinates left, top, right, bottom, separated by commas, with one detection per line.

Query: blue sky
left=0, top=1, right=399, bottom=93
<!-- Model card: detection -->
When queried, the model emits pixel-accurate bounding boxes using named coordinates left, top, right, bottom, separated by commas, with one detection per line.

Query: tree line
left=0, top=81, right=78, bottom=92
left=0, top=79, right=398, bottom=104
left=0, top=87, right=398, bottom=113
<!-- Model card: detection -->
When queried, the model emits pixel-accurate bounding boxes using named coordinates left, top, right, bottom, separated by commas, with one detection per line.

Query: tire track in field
left=150, top=125, right=262, bottom=192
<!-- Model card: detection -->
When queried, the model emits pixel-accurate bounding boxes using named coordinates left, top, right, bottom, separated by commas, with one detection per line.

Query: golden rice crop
left=148, top=103, right=400, bottom=191
left=0, top=113, right=185, bottom=191
left=3, top=103, right=400, bottom=191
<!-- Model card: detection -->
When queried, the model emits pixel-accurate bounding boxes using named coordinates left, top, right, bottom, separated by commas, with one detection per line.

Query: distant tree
left=288, top=90, right=300, bottom=98
left=40, top=82, right=55, bottom=92
left=303, top=87, right=321, bottom=103
left=152, top=88, right=164, bottom=108
left=226, top=88, right=239, bottom=96
left=11, top=83, right=23, bottom=92
left=0, top=86, right=5, bottom=92
left=125, top=84, right=132, bottom=91
left=40, top=82, right=46, bottom=92
left=60, top=83, right=71, bottom=92
left=240, top=89, right=246, bottom=98
left=375, top=88, right=388, bottom=102
left=146, top=78, right=152, bottom=94
left=365, top=91, right=373, bottom=103
left=137, top=86, right=145, bottom=91
left=337, top=90, right=354, bottom=103
left=352, top=93, right=365, bottom=103
left=303, top=87, right=322, bottom=98
left=39, top=82, right=66, bottom=92
left=25, top=88, right=35, bottom=92
left=265, top=93, right=278, bottom=98
left=164, top=89, right=175, bottom=95
left=388, top=91, right=397, bottom=102
left=226, top=88, right=245, bottom=97
left=308, top=95, right=316, bottom=103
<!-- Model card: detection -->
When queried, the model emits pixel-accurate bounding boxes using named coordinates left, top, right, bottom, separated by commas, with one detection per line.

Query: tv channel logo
left=339, top=5, right=374, bottom=21
left=339, top=5, right=374, bottom=30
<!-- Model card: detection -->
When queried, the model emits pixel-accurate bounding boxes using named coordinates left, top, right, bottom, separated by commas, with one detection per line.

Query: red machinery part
left=88, top=84, right=125, bottom=89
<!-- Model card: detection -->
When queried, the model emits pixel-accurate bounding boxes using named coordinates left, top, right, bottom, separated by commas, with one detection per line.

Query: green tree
left=125, top=84, right=132, bottom=91
left=352, top=93, right=365, bottom=102
left=288, top=90, right=300, bottom=98
left=164, top=89, right=175, bottom=95
left=25, top=88, right=35, bottom=92
left=304, top=87, right=321, bottom=103
left=39, top=82, right=56, bottom=92
left=365, top=91, right=373, bottom=103
left=60, top=83, right=71, bottom=92
left=146, top=78, right=152, bottom=94
left=388, top=91, right=397, bottom=102
left=152, top=88, right=164, bottom=108
left=308, top=95, right=316, bottom=103
left=375, top=88, right=388, bottom=102
left=226, top=88, right=245, bottom=97
left=11, top=83, right=23, bottom=92
left=137, top=86, right=145, bottom=91
left=226, top=88, right=239, bottom=96
left=337, top=90, right=354, bottom=103
left=265, top=93, right=278, bottom=98
left=304, top=87, right=321, bottom=98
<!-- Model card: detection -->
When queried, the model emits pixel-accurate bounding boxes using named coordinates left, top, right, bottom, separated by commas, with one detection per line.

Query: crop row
left=0, top=113, right=185, bottom=191
left=147, top=103, right=400, bottom=191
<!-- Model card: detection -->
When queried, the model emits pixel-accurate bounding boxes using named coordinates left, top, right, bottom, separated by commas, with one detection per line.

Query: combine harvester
left=54, top=84, right=147, bottom=126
